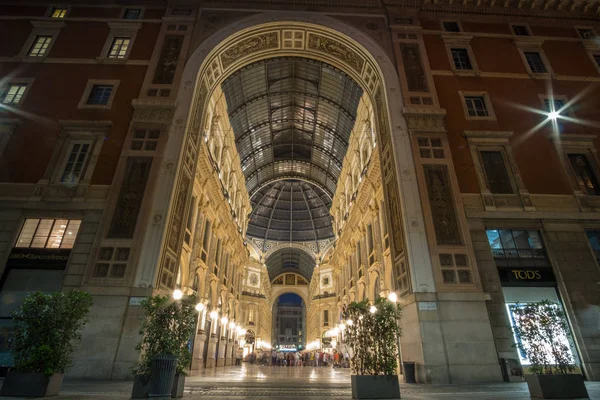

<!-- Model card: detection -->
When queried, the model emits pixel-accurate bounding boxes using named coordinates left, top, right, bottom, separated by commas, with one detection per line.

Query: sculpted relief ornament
left=307, top=33, right=365, bottom=74
left=220, top=32, right=279, bottom=70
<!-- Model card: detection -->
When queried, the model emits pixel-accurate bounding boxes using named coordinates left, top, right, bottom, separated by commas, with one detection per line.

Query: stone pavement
left=1, top=364, right=599, bottom=399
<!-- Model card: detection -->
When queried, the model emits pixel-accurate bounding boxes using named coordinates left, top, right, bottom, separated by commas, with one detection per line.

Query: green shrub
left=11, top=290, right=93, bottom=375
left=343, top=297, right=402, bottom=376
left=134, top=294, right=198, bottom=376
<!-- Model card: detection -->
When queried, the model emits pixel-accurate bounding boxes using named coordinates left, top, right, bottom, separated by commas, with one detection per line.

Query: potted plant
left=510, top=300, right=588, bottom=399
left=0, top=290, right=93, bottom=397
left=131, top=292, right=198, bottom=399
left=343, top=297, right=402, bottom=399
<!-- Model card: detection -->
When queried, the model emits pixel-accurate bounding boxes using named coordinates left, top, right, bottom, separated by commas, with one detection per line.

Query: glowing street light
left=221, top=316, right=229, bottom=324
left=346, top=319, right=353, bottom=326
left=547, top=110, right=560, bottom=120
left=229, top=321, right=236, bottom=329
left=369, top=305, right=377, bottom=314
left=172, top=289, right=183, bottom=300
left=195, top=302, right=205, bottom=312
left=209, top=310, right=219, bottom=320
left=388, top=292, right=398, bottom=303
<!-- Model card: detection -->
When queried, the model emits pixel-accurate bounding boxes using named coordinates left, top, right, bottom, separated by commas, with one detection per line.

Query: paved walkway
left=1, top=364, right=599, bottom=399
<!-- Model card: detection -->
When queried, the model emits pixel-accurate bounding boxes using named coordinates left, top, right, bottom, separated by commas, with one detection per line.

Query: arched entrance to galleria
left=135, top=11, right=502, bottom=385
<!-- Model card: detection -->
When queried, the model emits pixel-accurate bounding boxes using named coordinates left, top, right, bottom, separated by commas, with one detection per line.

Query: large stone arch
left=136, top=11, right=436, bottom=302
left=269, top=285, right=310, bottom=307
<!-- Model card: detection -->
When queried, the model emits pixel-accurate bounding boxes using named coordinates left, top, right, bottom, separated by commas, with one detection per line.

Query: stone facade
left=0, top=0, right=599, bottom=385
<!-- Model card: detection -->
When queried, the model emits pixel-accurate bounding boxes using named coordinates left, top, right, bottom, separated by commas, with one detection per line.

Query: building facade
left=0, top=0, right=600, bottom=384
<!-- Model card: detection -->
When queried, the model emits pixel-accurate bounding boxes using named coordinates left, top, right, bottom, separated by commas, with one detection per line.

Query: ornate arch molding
left=146, top=11, right=435, bottom=298
left=269, top=286, right=310, bottom=307
left=188, top=22, right=384, bottom=137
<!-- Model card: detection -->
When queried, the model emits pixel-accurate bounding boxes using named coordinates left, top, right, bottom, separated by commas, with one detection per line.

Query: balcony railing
left=242, top=291, right=266, bottom=299
left=312, top=292, right=336, bottom=300
left=491, top=248, right=549, bottom=267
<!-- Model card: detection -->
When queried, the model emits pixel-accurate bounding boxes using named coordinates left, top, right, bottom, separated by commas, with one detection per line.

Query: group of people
left=244, top=349, right=350, bottom=368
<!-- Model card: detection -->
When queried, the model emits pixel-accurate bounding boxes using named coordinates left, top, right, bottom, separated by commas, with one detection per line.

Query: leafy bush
left=11, top=290, right=93, bottom=375
left=510, top=300, right=576, bottom=375
left=342, top=297, right=402, bottom=376
left=134, top=294, right=198, bottom=376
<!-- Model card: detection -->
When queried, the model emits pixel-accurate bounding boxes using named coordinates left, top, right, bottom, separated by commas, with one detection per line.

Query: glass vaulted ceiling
left=221, top=57, right=363, bottom=247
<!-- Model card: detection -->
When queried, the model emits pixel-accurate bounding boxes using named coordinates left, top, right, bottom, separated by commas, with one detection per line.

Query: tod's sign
left=498, top=267, right=556, bottom=285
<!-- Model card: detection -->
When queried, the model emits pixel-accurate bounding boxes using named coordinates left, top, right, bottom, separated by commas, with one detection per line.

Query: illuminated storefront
left=487, top=229, right=581, bottom=375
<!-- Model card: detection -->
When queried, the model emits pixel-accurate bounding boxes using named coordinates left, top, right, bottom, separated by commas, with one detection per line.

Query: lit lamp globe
left=369, top=305, right=377, bottom=314
left=221, top=316, right=229, bottom=324
left=548, top=110, right=560, bottom=120
left=195, top=302, right=205, bottom=312
left=172, top=289, right=183, bottom=300
left=388, top=292, right=398, bottom=303
left=209, top=310, right=219, bottom=320
left=229, top=321, right=236, bottom=329
left=346, top=319, right=353, bottom=326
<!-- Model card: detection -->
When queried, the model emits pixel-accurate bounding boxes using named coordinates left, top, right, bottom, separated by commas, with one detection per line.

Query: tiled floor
left=2, top=364, right=599, bottom=399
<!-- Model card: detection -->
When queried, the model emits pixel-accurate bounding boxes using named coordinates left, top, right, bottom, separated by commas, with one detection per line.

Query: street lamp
left=209, top=310, right=219, bottom=320
left=173, top=289, right=183, bottom=300
left=369, top=305, right=377, bottom=314
left=195, top=302, right=205, bottom=312
left=388, top=292, right=398, bottom=303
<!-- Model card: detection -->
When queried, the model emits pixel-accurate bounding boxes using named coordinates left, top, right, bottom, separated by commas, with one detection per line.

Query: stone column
left=205, top=334, right=218, bottom=369
left=191, top=331, right=207, bottom=371
left=227, top=338, right=235, bottom=366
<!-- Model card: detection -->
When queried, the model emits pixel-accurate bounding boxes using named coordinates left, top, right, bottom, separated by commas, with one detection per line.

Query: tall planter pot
left=149, top=355, right=178, bottom=399
left=0, top=371, right=64, bottom=397
left=524, top=374, right=589, bottom=399
left=351, top=375, right=400, bottom=399
left=131, top=374, right=185, bottom=398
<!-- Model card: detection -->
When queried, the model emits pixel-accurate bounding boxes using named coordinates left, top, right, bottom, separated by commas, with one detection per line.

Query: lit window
left=443, top=21, right=460, bottom=32
left=567, top=153, right=600, bottom=196
left=108, top=37, right=131, bottom=59
left=51, top=7, right=67, bottom=18
left=123, top=8, right=141, bottom=19
left=577, top=28, right=596, bottom=40
left=512, top=25, right=530, bottom=36
left=486, top=229, right=547, bottom=267
left=464, top=96, right=489, bottom=117
left=524, top=51, right=547, bottom=74
left=60, top=142, right=91, bottom=184
left=451, top=48, right=472, bottom=70
left=86, top=85, right=113, bottom=105
left=28, top=35, right=53, bottom=57
left=15, top=218, right=81, bottom=249
left=1, top=84, right=27, bottom=105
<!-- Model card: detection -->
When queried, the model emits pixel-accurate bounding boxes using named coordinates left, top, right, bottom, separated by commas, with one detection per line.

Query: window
left=439, top=253, right=471, bottom=284
left=577, top=28, right=596, bottom=40
left=486, top=229, right=548, bottom=267
left=323, top=310, right=329, bottom=326
left=78, top=81, right=120, bottom=109
left=249, top=309, right=255, bottom=324
left=200, top=219, right=211, bottom=263
left=464, top=96, right=489, bottom=117
left=50, top=7, right=67, bottom=18
left=93, top=247, right=130, bottom=278
left=16, top=218, right=81, bottom=249
left=28, top=36, right=53, bottom=57
left=451, top=48, right=472, bottom=70
left=567, top=153, right=600, bottom=195
left=593, top=54, right=600, bottom=68
left=543, top=98, right=566, bottom=115
left=108, top=37, right=131, bottom=59
left=511, top=25, right=530, bottom=36
left=367, top=224, right=375, bottom=265
left=1, top=84, right=27, bottom=106
left=524, top=51, right=547, bottom=74
left=417, top=137, right=445, bottom=159
left=130, top=129, right=160, bottom=151
left=586, top=230, right=600, bottom=265
left=123, top=8, right=141, bottom=19
left=480, top=150, right=514, bottom=194
left=442, top=21, right=460, bottom=32
left=60, top=142, right=91, bottom=184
